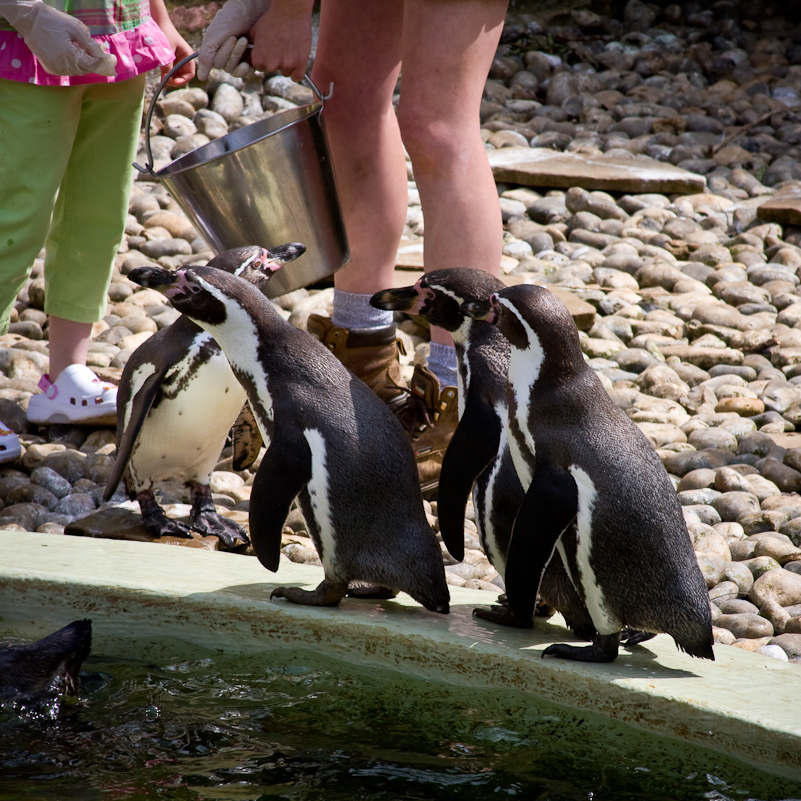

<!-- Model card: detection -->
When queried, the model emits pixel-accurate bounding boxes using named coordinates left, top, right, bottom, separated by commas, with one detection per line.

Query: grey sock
left=332, top=289, right=394, bottom=330
left=428, top=342, right=458, bottom=388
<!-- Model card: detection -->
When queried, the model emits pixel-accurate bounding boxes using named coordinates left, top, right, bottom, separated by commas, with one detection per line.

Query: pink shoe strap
left=38, top=374, right=58, bottom=400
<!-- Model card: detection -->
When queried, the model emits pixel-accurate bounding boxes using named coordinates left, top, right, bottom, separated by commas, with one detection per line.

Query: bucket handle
left=134, top=50, right=334, bottom=179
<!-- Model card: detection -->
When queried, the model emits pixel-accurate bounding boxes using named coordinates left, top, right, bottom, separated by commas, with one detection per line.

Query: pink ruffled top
left=0, top=0, right=175, bottom=86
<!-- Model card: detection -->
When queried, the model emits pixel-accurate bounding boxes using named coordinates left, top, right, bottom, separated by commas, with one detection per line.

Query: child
left=0, top=0, right=195, bottom=462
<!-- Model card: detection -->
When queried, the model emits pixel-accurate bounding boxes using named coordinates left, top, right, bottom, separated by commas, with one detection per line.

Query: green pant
left=0, top=75, right=146, bottom=332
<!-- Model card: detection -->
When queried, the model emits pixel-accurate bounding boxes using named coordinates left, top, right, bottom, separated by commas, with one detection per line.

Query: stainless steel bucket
left=135, top=54, right=349, bottom=298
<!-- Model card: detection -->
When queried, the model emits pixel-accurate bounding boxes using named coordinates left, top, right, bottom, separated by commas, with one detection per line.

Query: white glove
left=0, top=0, right=117, bottom=77
left=197, top=0, right=270, bottom=81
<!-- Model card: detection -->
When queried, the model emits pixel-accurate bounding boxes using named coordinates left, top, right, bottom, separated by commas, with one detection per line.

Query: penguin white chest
left=303, top=428, right=339, bottom=575
left=565, top=465, right=619, bottom=634
left=129, top=346, right=246, bottom=487
left=478, top=400, right=511, bottom=575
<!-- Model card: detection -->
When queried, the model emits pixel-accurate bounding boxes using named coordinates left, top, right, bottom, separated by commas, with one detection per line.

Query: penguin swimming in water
left=372, top=269, right=595, bottom=637
left=127, top=264, right=450, bottom=614
left=0, top=619, right=91, bottom=703
left=463, top=284, right=714, bottom=663
left=104, top=245, right=305, bottom=549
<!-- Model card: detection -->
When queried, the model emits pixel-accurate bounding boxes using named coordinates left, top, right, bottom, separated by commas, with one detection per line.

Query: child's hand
left=161, top=29, right=196, bottom=87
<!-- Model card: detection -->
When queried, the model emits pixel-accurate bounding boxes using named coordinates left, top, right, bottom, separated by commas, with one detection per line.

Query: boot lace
left=389, top=383, right=434, bottom=438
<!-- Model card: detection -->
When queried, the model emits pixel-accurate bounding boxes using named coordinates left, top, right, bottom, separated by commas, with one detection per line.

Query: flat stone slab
left=1, top=532, right=800, bottom=787
left=488, top=147, right=707, bottom=194
left=757, top=194, right=801, bottom=226
left=768, top=432, right=801, bottom=450
left=64, top=505, right=242, bottom=550
left=391, top=268, right=596, bottom=331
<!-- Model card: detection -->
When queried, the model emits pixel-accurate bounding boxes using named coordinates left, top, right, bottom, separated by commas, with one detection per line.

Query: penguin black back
left=372, top=270, right=596, bottom=637
left=464, top=284, right=714, bottom=663
left=128, top=265, right=450, bottom=615
left=105, top=245, right=304, bottom=549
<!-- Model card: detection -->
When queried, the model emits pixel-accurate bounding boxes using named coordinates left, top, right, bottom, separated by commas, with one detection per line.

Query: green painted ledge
left=1, top=530, right=800, bottom=784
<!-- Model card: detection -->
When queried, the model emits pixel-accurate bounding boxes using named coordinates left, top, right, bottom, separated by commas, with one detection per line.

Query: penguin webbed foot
left=190, top=509, right=249, bottom=550
left=621, top=628, right=656, bottom=646
left=271, top=579, right=348, bottom=607
left=542, top=632, right=621, bottom=663
left=188, top=481, right=249, bottom=550
left=473, top=594, right=533, bottom=628
left=138, top=492, right=194, bottom=539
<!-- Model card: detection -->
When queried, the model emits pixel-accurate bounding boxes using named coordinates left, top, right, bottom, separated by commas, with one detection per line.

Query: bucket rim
left=154, top=101, right=323, bottom=180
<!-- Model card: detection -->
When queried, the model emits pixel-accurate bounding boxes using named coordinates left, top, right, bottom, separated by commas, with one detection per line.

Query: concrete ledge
left=1, top=531, right=800, bottom=784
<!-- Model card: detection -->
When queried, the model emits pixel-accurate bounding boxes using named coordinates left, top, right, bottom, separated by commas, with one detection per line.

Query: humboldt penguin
left=126, top=264, right=450, bottom=614
left=104, top=244, right=305, bottom=549
left=372, top=269, right=595, bottom=637
left=0, top=619, right=92, bottom=702
left=463, top=284, right=714, bottom=663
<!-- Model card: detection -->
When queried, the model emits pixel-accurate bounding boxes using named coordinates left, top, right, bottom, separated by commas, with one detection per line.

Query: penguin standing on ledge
left=104, top=245, right=304, bottom=549
left=372, top=269, right=595, bottom=638
left=463, top=284, right=714, bottom=663
left=127, top=264, right=450, bottom=615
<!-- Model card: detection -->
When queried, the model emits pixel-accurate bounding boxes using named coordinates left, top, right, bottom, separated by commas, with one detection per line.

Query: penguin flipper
left=231, top=402, right=263, bottom=471
left=437, top=397, right=499, bottom=561
left=248, top=431, right=312, bottom=573
left=504, top=460, right=577, bottom=623
left=103, top=370, right=165, bottom=501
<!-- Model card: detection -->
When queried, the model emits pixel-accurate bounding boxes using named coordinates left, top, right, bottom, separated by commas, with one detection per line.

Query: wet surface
left=2, top=532, right=801, bottom=787
left=1, top=650, right=799, bottom=801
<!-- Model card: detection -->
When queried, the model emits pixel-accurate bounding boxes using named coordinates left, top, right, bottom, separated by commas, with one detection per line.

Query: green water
left=1, top=650, right=800, bottom=801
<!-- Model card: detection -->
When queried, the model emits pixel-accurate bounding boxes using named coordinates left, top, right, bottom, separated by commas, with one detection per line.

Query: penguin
left=462, top=284, right=714, bottom=663
left=104, top=244, right=305, bottom=549
left=0, top=619, right=91, bottom=702
left=126, top=264, right=450, bottom=614
left=372, top=269, right=595, bottom=638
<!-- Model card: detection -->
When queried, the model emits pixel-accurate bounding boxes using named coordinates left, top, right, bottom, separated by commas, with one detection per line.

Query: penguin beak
left=370, top=285, right=418, bottom=312
left=461, top=294, right=499, bottom=324
left=128, top=267, right=200, bottom=300
left=128, top=266, right=179, bottom=292
left=265, top=241, right=307, bottom=264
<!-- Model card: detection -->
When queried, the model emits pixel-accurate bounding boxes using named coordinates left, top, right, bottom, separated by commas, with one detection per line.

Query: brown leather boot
left=307, top=314, right=408, bottom=413
left=404, top=365, right=459, bottom=500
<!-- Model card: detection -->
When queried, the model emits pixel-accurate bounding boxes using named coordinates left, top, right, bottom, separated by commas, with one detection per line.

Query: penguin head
left=206, top=243, right=305, bottom=293
left=461, top=292, right=528, bottom=349
left=463, top=284, right=582, bottom=360
left=371, top=268, right=505, bottom=333
left=128, top=266, right=237, bottom=327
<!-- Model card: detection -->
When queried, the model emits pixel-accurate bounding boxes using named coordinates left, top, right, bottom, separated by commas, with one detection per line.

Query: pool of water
left=1, top=649, right=800, bottom=801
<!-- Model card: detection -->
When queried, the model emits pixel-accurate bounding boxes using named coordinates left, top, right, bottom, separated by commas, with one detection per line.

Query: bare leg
left=311, top=0, right=507, bottom=338
left=311, top=0, right=407, bottom=296
left=47, top=317, right=92, bottom=381
left=398, top=0, right=508, bottom=346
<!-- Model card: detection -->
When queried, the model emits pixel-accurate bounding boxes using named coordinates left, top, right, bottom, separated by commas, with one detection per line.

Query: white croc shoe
left=0, top=422, right=21, bottom=465
left=27, top=364, right=117, bottom=424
